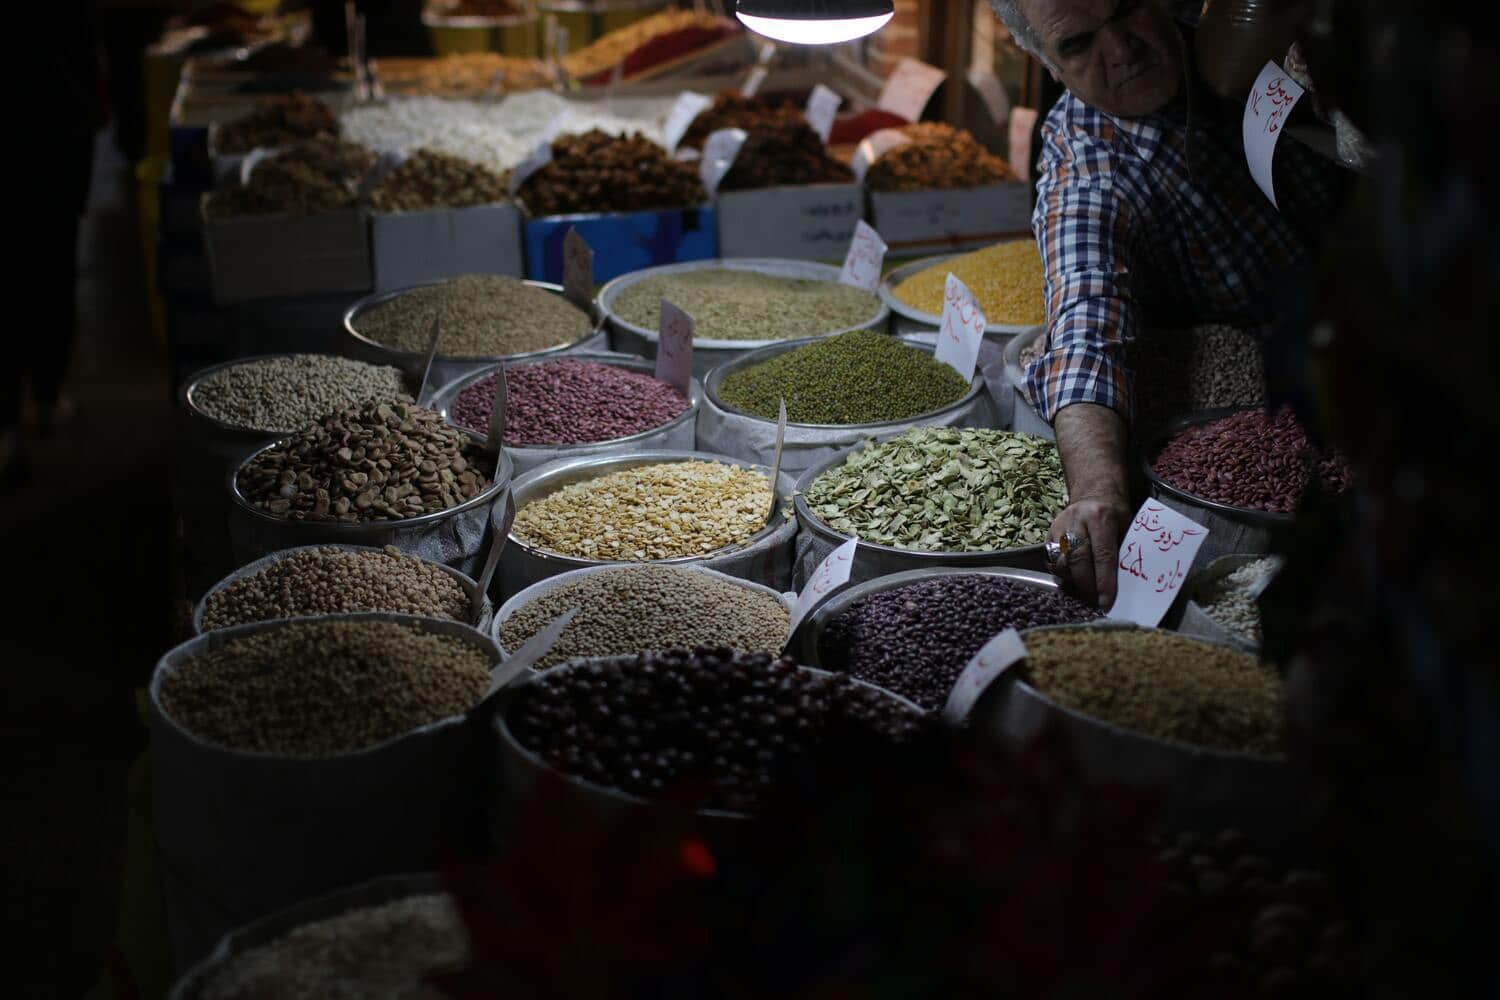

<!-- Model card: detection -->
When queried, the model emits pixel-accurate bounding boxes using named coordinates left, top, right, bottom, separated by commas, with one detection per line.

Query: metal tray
left=878, top=251, right=1040, bottom=335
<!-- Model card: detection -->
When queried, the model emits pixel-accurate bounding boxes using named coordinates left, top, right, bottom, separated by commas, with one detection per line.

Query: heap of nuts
left=368, top=148, right=510, bottom=212
left=1152, top=406, right=1352, bottom=513
left=505, top=649, right=927, bottom=813
left=214, top=91, right=337, bottom=154
left=517, top=129, right=706, bottom=216
left=679, top=91, right=804, bottom=150
left=864, top=123, right=1016, bottom=192
left=719, top=120, right=854, bottom=191
left=236, top=398, right=491, bottom=522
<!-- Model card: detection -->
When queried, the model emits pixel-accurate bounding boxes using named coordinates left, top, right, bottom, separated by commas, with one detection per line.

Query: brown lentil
left=512, top=460, right=773, bottom=561
left=353, top=274, right=592, bottom=358
left=201, top=546, right=471, bottom=631
left=200, top=893, right=468, bottom=1000
left=501, top=566, right=789, bottom=668
left=611, top=269, right=881, bottom=342
left=1019, top=628, right=1284, bottom=757
left=158, top=619, right=491, bottom=756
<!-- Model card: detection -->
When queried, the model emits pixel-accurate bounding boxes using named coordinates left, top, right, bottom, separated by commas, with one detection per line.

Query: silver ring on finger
left=1062, top=530, right=1090, bottom=557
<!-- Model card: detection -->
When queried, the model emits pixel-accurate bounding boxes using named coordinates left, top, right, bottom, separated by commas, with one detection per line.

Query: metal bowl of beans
left=343, top=278, right=607, bottom=390
left=976, top=622, right=1309, bottom=843
left=500, top=448, right=795, bottom=594
left=1142, top=407, right=1300, bottom=525
left=1175, top=553, right=1278, bottom=653
left=787, top=565, right=1066, bottom=667
left=792, top=432, right=1055, bottom=588
left=491, top=656, right=924, bottom=830
left=702, top=336, right=986, bottom=431
left=878, top=252, right=1038, bottom=337
left=598, top=258, right=891, bottom=380
left=429, top=353, right=702, bottom=477
left=191, top=543, right=491, bottom=636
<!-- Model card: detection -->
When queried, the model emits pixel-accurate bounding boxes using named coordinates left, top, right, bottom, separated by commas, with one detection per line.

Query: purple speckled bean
left=1153, top=407, right=1351, bottom=513
left=450, top=359, right=690, bottom=447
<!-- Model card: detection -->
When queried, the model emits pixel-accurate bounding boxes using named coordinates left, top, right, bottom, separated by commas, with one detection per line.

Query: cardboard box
left=203, top=200, right=372, bottom=304
left=715, top=183, right=863, bottom=261
left=868, top=182, right=1035, bottom=257
left=524, top=206, right=719, bottom=284
left=370, top=202, right=524, bottom=291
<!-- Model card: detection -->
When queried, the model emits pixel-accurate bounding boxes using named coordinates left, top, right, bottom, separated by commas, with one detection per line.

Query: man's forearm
left=1052, top=403, right=1130, bottom=505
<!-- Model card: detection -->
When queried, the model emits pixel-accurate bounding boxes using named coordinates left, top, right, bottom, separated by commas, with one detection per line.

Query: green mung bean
left=803, top=427, right=1067, bottom=551
left=611, top=269, right=880, bottom=342
left=717, top=329, right=970, bottom=424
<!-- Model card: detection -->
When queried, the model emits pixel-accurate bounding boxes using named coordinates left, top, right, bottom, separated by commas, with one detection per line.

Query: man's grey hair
left=989, top=0, right=1053, bottom=66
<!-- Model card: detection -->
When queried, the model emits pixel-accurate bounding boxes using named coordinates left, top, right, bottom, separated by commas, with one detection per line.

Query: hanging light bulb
left=735, top=0, right=895, bottom=46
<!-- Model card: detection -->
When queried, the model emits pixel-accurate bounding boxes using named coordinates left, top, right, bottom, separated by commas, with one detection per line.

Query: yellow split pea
left=892, top=239, right=1046, bottom=326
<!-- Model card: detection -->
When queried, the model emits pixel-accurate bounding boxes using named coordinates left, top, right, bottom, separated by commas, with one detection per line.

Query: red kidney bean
left=450, top=359, right=689, bottom=447
left=1152, top=407, right=1351, bottom=513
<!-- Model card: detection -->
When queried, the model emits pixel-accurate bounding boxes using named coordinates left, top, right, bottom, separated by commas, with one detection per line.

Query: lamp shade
left=736, top=0, right=895, bottom=46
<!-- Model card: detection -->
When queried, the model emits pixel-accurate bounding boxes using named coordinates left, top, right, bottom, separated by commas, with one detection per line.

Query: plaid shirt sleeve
left=1025, top=117, right=1140, bottom=424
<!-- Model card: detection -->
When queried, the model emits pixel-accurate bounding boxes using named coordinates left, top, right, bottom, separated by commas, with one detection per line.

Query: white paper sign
left=876, top=57, right=947, bottom=123
left=656, top=298, right=694, bottom=396
left=850, top=128, right=912, bottom=182
left=662, top=90, right=713, bottom=153
left=740, top=65, right=768, bottom=98
left=788, top=537, right=858, bottom=635
left=239, top=146, right=278, bottom=186
left=699, top=127, right=748, bottom=196
left=941, top=628, right=1027, bottom=725
left=766, top=398, right=787, bottom=522
left=508, top=137, right=552, bottom=195
left=935, top=273, right=986, bottom=382
left=1242, top=60, right=1306, bottom=209
left=805, top=84, right=842, bottom=144
left=488, top=608, right=577, bottom=695
left=1106, top=500, right=1210, bottom=626
left=562, top=228, right=594, bottom=311
left=838, top=221, right=887, bottom=291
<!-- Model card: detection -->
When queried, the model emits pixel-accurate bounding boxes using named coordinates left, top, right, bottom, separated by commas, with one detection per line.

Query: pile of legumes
left=1152, top=406, right=1352, bottom=513
left=892, top=240, right=1046, bottom=326
left=236, top=399, right=490, bottom=522
left=368, top=148, right=509, bottom=212
left=500, top=566, right=789, bottom=668
left=1200, top=557, right=1281, bottom=645
left=611, top=269, right=880, bottom=342
left=190, top=355, right=409, bottom=434
left=159, top=619, right=491, bottom=755
left=804, top=428, right=1067, bottom=551
left=201, top=546, right=471, bottom=630
left=449, top=360, right=689, bottom=445
left=819, top=574, right=1099, bottom=709
left=864, top=123, right=1016, bottom=192
left=513, top=460, right=772, bottom=561
left=506, top=649, right=926, bottom=812
left=1019, top=628, right=1283, bottom=757
left=1129, top=325, right=1267, bottom=429
left=199, top=894, right=467, bottom=1000
left=353, top=274, right=592, bottom=357
left=716, top=329, right=969, bottom=424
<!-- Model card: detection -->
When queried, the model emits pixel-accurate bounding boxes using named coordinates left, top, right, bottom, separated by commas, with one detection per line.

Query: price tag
left=488, top=608, right=577, bottom=695
left=787, top=537, right=858, bottom=635
left=1106, top=500, right=1210, bottom=626
left=662, top=90, right=713, bottom=153
left=740, top=65, right=768, bottom=98
left=876, top=57, right=947, bottom=123
left=838, top=220, right=887, bottom=291
left=415, top=315, right=444, bottom=407
left=508, top=137, right=552, bottom=195
left=941, top=628, right=1026, bottom=726
left=935, top=273, right=986, bottom=382
left=562, top=228, right=594, bottom=312
left=850, top=127, right=912, bottom=182
left=656, top=298, right=694, bottom=396
left=804, top=83, right=842, bottom=144
left=239, top=146, right=278, bottom=186
left=1242, top=60, right=1306, bottom=209
left=699, top=127, right=748, bottom=196
left=766, top=398, right=786, bottom=523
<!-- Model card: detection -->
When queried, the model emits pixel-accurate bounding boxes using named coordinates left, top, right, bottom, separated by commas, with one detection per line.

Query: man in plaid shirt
left=989, top=0, right=1346, bottom=606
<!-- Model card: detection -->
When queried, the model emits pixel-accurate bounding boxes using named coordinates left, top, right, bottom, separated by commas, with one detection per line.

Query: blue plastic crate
left=524, top=206, right=718, bottom=284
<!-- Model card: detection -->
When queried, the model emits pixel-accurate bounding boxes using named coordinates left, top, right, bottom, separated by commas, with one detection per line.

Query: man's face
left=1020, top=0, right=1183, bottom=118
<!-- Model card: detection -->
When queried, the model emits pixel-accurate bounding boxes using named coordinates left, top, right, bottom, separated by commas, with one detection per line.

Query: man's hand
left=1049, top=497, right=1133, bottom=609
left=1049, top=402, right=1133, bottom=608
